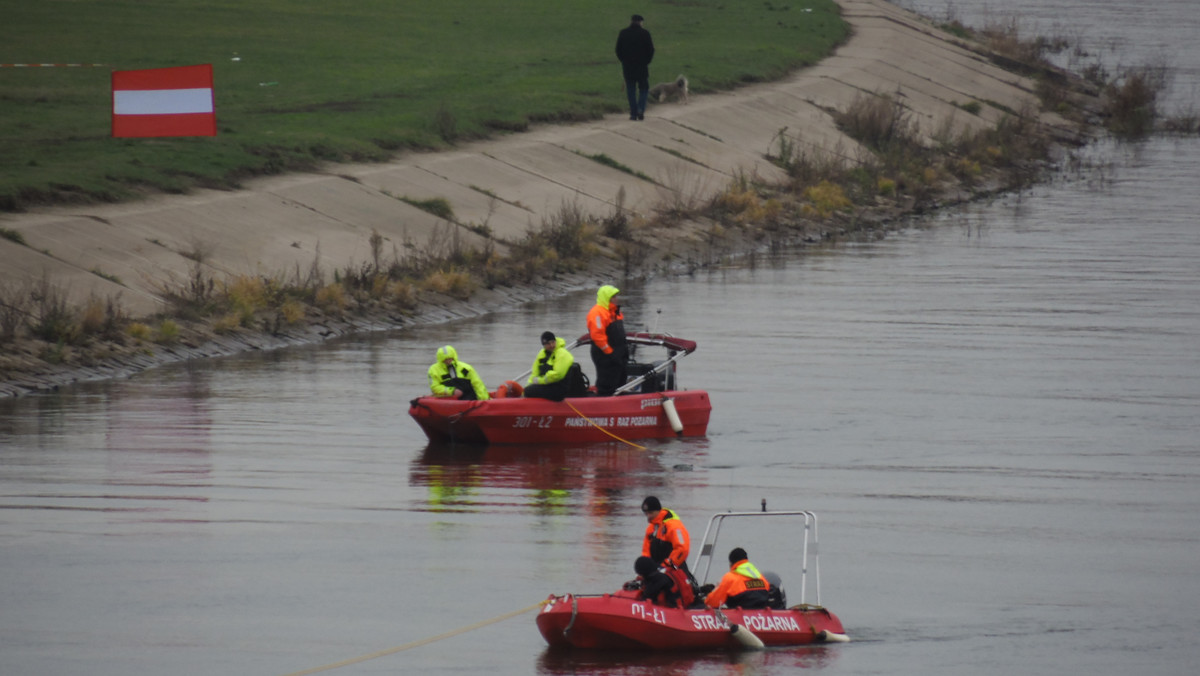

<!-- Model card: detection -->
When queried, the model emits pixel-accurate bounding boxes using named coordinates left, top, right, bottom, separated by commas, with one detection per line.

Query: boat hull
left=536, top=591, right=846, bottom=650
left=408, top=390, right=710, bottom=444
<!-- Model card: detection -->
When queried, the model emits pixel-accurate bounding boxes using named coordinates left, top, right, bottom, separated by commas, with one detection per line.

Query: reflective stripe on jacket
left=586, top=285, right=622, bottom=354
left=427, top=345, right=490, bottom=400
left=527, top=337, right=574, bottom=385
left=704, top=559, right=770, bottom=608
left=641, top=508, right=690, bottom=568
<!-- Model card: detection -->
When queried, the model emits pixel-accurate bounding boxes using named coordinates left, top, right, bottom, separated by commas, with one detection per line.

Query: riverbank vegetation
left=933, top=7, right=1193, bottom=137
left=0, top=2, right=1182, bottom=394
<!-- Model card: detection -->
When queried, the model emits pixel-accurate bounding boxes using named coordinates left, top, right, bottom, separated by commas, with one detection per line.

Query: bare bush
left=29, top=274, right=77, bottom=344
left=834, top=91, right=918, bottom=152
left=655, top=162, right=715, bottom=221
left=1103, top=62, right=1169, bottom=137
left=0, top=281, right=31, bottom=343
left=770, top=129, right=851, bottom=187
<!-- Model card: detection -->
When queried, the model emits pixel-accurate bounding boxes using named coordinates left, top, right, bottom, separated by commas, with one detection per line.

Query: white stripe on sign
left=113, top=88, right=213, bottom=115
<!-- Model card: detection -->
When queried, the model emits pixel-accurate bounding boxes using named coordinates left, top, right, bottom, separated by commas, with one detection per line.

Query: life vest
left=664, top=566, right=695, bottom=607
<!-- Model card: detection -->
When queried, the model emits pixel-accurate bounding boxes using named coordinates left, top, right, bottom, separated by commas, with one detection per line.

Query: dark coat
left=638, top=570, right=683, bottom=608
left=615, top=23, right=655, bottom=80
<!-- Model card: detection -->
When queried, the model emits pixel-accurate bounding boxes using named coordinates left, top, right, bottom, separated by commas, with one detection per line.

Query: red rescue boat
left=537, top=510, right=849, bottom=651
left=408, top=333, right=711, bottom=445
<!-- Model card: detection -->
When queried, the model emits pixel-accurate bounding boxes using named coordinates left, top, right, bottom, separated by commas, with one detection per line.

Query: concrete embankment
left=0, top=0, right=1080, bottom=397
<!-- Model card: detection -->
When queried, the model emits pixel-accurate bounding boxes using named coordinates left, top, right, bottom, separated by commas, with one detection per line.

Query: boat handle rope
left=446, top=399, right=486, bottom=423
left=564, top=594, right=579, bottom=637
left=277, top=600, right=547, bottom=676
left=563, top=400, right=647, bottom=450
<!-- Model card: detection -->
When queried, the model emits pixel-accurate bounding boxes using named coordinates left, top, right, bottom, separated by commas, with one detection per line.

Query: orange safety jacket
left=641, top=508, right=690, bottom=568
left=586, top=285, right=623, bottom=354
left=704, top=559, right=770, bottom=608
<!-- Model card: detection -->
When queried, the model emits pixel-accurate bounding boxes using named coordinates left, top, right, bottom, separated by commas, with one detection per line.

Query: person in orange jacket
left=704, top=547, right=771, bottom=609
left=586, top=284, right=627, bottom=396
left=641, top=496, right=691, bottom=573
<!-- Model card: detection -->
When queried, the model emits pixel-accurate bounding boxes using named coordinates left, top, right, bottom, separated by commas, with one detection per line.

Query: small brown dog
left=648, top=74, right=689, bottom=104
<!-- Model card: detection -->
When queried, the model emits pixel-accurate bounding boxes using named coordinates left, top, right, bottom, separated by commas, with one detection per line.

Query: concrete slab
left=554, top=129, right=731, bottom=215
left=611, top=116, right=786, bottom=182
left=349, top=159, right=536, bottom=242
left=484, top=141, right=653, bottom=216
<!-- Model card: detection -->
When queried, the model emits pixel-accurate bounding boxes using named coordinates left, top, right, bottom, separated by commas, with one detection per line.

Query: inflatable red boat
left=409, top=333, right=711, bottom=444
left=537, top=510, right=849, bottom=651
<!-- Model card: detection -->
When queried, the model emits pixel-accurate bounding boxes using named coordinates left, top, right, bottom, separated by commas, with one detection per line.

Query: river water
left=3, top=3, right=1199, bottom=676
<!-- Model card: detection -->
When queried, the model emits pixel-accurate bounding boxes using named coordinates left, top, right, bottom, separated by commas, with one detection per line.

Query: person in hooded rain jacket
left=703, top=547, right=771, bottom=610
left=524, top=331, right=575, bottom=401
left=428, top=345, right=490, bottom=401
left=587, top=284, right=627, bottom=397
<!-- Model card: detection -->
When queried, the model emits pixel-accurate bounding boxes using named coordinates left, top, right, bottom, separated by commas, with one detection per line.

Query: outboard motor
left=763, top=571, right=787, bottom=609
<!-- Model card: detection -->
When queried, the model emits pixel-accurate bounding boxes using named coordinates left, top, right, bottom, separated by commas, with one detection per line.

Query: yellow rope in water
left=278, top=601, right=545, bottom=676
left=564, top=400, right=647, bottom=450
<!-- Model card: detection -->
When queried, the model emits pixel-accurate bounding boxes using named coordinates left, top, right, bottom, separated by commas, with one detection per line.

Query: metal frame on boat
left=536, top=510, right=849, bottom=651
left=408, top=332, right=711, bottom=445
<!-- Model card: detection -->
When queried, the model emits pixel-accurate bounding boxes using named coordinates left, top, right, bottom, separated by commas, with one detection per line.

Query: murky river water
left=4, top=3, right=1199, bottom=676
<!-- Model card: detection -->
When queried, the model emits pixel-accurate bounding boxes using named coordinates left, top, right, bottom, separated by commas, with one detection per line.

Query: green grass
left=1, top=0, right=847, bottom=211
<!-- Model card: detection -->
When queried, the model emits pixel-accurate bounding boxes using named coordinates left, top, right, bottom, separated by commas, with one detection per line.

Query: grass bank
left=1, top=0, right=847, bottom=211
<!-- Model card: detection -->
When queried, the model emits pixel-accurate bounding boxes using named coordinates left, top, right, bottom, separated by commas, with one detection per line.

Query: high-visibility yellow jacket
left=527, top=337, right=574, bottom=385
left=427, top=345, right=490, bottom=400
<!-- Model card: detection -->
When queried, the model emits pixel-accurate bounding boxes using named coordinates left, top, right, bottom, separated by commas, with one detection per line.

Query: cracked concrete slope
left=0, top=0, right=1064, bottom=317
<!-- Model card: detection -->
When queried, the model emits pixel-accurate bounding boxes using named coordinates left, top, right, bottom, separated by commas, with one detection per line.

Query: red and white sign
left=111, top=64, right=216, bottom=138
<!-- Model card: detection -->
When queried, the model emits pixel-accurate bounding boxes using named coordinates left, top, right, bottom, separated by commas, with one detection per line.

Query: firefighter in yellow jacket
left=524, top=331, right=575, bottom=401
left=427, top=345, right=490, bottom=401
left=704, top=547, right=771, bottom=609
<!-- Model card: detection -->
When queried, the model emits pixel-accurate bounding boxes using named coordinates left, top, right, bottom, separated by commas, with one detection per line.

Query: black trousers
left=442, top=377, right=479, bottom=400
left=524, top=380, right=568, bottom=402
left=591, top=346, right=627, bottom=397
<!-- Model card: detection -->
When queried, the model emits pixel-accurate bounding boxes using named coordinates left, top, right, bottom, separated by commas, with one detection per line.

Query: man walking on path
left=615, top=14, right=655, bottom=120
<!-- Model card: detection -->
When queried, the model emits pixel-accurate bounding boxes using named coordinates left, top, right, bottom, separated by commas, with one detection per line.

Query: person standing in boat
left=641, top=496, right=692, bottom=575
left=587, top=284, right=627, bottom=397
left=427, top=344, right=491, bottom=401
left=524, top=331, right=575, bottom=401
left=703, top=547, right=771, bottom=610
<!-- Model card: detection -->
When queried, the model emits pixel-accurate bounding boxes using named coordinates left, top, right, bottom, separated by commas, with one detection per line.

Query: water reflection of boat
left=411, top=442, right=685, bottom=499
left=408, top=333, right=711, bottom=445
left=537, top=511, right=848, bottom=651
left=536, top=643, right=839, bottom=674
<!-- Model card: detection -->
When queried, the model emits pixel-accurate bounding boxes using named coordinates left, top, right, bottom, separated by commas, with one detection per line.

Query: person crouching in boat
left=587, top=285, right=627, bottom=397
left=632, top=556, right=693, bottom=608
left=641, top=496, right=693, bottom=579
left=428, top=345, right=491, bottom=401
left=703, top=547, right=771, bottom=610
left=524, top=332, right=574, bottom=401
